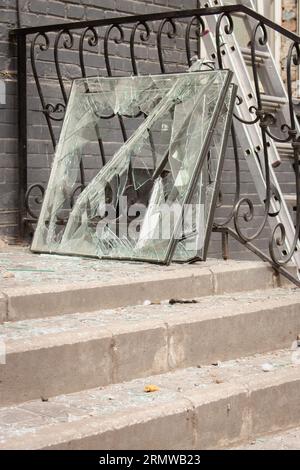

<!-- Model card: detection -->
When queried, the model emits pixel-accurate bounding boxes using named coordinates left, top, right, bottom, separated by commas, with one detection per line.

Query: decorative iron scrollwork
left=157, top=18, right=177, bottom=73
left=130, top=21, right=151, bottom=75
left=104, top=24, right=125, bottom=77
left=185, top=14, right=206, bottom=66
left=54, top=29, right=74, bottom=104
left=25, top=184, right=45, bottom=220
left=44, top=102, right=66, bottom=121
left=79, top=27, right=99, bottom=79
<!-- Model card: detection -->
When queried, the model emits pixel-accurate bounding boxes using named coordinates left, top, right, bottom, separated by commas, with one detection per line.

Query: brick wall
left=281, top=0, right=298, bottom=85
left=0, top=0, right=298, bottom=262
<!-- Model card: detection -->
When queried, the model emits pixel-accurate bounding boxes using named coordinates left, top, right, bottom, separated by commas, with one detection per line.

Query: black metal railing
left=10, top=3, right=300, bottom=286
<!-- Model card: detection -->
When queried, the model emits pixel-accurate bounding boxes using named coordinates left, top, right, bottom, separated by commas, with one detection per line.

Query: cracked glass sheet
left=173, top=84, right=235, bottom=261
left=32, top=70, right=234, bottom=263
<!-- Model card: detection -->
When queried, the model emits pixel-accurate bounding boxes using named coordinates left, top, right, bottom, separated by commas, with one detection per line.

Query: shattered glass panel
left=32, top=70, right=235, bottom=263
left=173, top=85, right=236, bottom=262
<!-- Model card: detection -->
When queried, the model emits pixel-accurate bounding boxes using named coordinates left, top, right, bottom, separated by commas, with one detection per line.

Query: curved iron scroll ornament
left=185, top=15, right=206, bottom=67
left=54, top=29, right=74, bottom=104
left=251, top=23, right=290, bottom=144
left=79, top=26, right=99, bottom=79
left=157, top=18, right=177, bottom=73
left=130, top=21, right=151, bottom=75
left=25, top=184, right=45, bottom=220
left=104, top=24, right=125, bottom=77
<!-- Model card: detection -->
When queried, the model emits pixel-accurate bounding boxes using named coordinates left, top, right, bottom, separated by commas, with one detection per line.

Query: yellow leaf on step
left=144, top=385, right=160, bottom=393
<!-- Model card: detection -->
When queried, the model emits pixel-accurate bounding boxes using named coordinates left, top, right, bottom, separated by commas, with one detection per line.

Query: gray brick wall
left=0, top=0, right=296, bottom=263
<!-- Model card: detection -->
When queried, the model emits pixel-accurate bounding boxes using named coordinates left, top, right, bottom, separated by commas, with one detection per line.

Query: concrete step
left=0, top=348, right=299, bottom=450
left=0, top=257, right=290, bottom=323
left=233, top=426, right=300, bottom=450
left=1, top=287, right=300, bottom=406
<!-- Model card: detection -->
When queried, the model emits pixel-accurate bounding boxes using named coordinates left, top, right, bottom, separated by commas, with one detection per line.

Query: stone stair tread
left=1, top=287, right=299, bottom=348
left=0, top=252, right=284, bottom=322
left=0, top=348, right=299, bottom=450
left=234, top=426, right=300, bottom=450
left=1, top=286, right=300, bottom=407
left=0, top=248, right=246, bottom=290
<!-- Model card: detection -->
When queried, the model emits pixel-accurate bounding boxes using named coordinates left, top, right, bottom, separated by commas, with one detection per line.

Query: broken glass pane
left=32, top=70, right=235, bottom=264
left=173, top=84, right=236, bottom=262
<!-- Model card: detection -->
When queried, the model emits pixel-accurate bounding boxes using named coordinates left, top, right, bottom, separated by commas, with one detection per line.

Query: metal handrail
left=10, top=4, right=300, bottom=43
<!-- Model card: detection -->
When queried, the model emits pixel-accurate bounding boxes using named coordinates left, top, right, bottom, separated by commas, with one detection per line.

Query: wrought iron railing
left=10, top=3, right=300, bottom=286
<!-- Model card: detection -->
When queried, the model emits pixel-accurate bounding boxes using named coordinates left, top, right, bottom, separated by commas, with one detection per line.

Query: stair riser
left=2, top=371, right=300, bottom=450
left=0, top=295, right=6, bottom=324
left=2, top=301, right=300, bottom=406
left=1, top=264, right=282, bottom=322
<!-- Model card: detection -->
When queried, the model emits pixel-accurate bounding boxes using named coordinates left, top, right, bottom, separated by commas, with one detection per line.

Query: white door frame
left=256, top=0, right=282, bottom=69
left=256, top=0, right=264, bottom=15
left=274, top=0, right=282, bottom=69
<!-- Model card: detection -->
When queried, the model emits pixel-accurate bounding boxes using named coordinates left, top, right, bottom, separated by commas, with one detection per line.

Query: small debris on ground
left=144, top=385, right=160, bottom=393
left=41, top=397, right=49, bottom=402
left=143, top=299, right=198, bottom=306
left=212, top=361, right=221, bottom=367
left=169, top=299, right=198, bottom=305
left=2, top=272, right=15, bottom=279
left=143, top=300, right=163, bottom=306
left=261, top=363, right=274, bottom=372
left=9, top=267, right=56, bottom=273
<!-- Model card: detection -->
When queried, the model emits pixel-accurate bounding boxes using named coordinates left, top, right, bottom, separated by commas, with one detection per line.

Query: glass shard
left=32, top=70, right=235, bottom=264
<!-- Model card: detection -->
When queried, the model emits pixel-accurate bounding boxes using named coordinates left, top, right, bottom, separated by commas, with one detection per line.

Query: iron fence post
left=17, top=34, right=27, bottom=239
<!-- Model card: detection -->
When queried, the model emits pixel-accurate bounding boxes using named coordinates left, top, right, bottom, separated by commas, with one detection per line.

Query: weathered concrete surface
left=0, top=247, right=284, bottom=321
left=1, top=288, right=300, bottom=405
left=0, top=293, right=6, bottom=324
left=2, top=268, right=211, bottom=321
left=0, top=349, right=299, bottom=450
left=208, top=262, right=274, bottom=294
left=0, top=247, right=211, bottom=289
left=0, top=248, right=299, bottom=449
left=234, top=427, right=300, bottom=450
